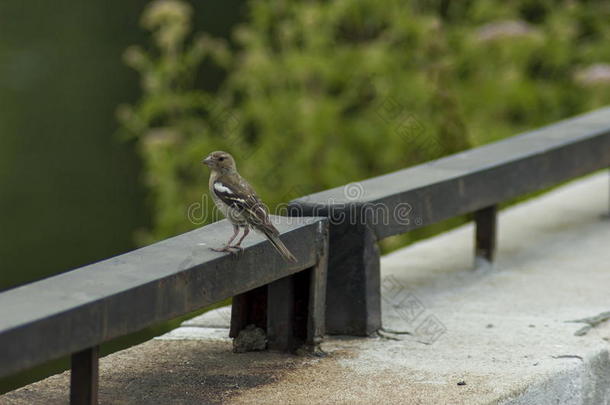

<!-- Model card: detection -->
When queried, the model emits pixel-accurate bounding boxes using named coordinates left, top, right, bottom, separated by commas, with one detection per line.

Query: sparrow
left=202, top=151, right=297, bottom=263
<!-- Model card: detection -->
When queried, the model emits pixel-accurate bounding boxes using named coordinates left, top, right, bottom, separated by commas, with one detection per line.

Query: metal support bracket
left=474, top=205, right=498, bottom=263
left=70, top=346, right=99, bottom=405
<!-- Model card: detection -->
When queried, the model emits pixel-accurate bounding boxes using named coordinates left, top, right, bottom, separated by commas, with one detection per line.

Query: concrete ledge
left=2, top=172, right=609, bottom=404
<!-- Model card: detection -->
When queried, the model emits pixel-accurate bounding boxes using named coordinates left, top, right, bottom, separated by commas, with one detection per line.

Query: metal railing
left=289, top=107, right=610, bottom=336
left=0, top=216, right=329, bottom=404
left=1, top=107, right=610, bottom=404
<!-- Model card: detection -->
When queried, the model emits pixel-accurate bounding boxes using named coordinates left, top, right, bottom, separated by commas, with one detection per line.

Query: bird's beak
left=202, top=156, right=212, bottom=166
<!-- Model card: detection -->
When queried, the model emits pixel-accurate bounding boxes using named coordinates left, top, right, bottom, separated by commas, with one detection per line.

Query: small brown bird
left=202, top=151, right=297, bottom=263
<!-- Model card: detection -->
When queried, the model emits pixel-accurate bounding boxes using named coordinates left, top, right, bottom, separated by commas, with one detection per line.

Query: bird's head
left=202, top=151, right=237, bottom=173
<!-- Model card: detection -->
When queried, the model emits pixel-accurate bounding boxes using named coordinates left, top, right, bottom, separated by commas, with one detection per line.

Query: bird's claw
left=211, top=245, right=243, bottom=255
left=210, top=246, right=231, bottom=253
left=227, top=245, right=243, bottom=256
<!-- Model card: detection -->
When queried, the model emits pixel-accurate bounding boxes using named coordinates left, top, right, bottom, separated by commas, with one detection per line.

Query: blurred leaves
left=120, top=0, right=610, bottom=246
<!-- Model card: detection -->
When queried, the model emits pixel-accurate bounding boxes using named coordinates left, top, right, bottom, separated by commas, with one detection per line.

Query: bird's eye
left=219, top=157, right=225, bottom=162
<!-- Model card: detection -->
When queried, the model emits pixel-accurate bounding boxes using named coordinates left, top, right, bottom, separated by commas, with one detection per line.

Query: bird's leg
left=233, top=226, right=250, bottom=247
left=211, top=224, right=240, bottom=252
left=231, top=227, right=250, bottom=249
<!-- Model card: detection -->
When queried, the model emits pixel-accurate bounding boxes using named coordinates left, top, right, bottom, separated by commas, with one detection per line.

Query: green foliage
left=120, top=0, right=610, bottom=247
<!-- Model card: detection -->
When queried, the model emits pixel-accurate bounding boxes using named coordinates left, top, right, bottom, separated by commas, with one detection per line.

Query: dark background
left=0, top=0, right=242, bottom=291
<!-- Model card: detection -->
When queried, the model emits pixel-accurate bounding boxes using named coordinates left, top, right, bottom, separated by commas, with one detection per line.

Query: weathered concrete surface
left=2, top=172, right=609, bottom=404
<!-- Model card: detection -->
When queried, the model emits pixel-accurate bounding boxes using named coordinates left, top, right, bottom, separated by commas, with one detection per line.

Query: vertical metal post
left=307, top=235, right=328, bottom=348
left=233, top=222, right=329, bottom=352
left=266, top=249, right=327, bottom=352
left=266, top=275, right=297, bottom=351
left=232, top=269, right=325, bottom=352
left=325, top=221, right=380, bottom=336
left=474, top=205, right=498, bottom=263
left=229, top=286, right=267, bottom=338
left=70, top=346, right=99, bottom=405
left=287, top=202, right=380, bottom=336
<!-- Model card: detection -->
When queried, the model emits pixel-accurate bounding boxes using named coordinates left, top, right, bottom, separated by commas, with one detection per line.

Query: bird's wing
left=212, top=179, right=277, bottom=234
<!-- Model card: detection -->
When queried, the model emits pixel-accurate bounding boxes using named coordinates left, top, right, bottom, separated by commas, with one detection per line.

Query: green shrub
left=119, top=0, right=610, bottom=248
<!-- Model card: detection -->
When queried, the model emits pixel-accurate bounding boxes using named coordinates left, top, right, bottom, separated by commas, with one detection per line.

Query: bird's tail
left=263, top=230, right=297, bottom=263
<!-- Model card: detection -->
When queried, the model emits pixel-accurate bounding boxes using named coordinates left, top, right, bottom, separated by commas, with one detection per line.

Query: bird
left=202, top=151, right=297, bottom=263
